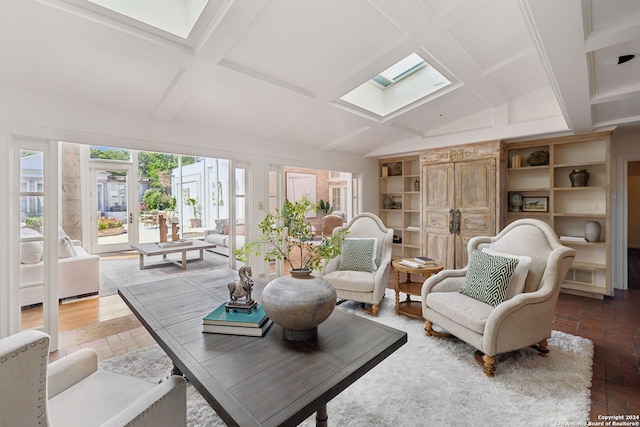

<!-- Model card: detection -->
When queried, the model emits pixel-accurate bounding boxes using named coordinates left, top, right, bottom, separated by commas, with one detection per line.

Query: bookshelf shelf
left=506, top=131, right=612, bottom=297
left=379, top=155, right=421, bottom=260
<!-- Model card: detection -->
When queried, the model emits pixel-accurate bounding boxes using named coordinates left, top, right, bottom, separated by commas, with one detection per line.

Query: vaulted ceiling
left=2, top=0, right=639, bottom=157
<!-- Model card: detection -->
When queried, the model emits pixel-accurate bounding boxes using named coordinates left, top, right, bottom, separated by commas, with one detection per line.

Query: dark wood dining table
left=118, top=268, right=407, bottom=426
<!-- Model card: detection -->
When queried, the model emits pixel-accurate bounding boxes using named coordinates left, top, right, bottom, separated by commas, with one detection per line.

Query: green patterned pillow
left=459, top=250, right=518, bottom=307
left=339, top=238, right=377, bottom=272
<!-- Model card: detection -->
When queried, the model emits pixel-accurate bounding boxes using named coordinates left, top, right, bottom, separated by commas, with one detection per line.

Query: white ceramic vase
left=260, top=270, right=337, bottom=342
left=584, top=221, right=601, bottom=242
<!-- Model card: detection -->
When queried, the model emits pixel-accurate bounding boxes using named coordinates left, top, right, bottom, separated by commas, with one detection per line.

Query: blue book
left=203, top=303, right=268, bottom=328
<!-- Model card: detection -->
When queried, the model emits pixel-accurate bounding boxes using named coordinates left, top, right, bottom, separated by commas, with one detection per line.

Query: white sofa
left=20, top=227, right=100, bottom=306
left=204, top=220, right=245, bottom=257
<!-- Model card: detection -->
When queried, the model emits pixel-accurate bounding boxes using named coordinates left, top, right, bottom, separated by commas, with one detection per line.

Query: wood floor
left=25, top=260, right=640, bottom=421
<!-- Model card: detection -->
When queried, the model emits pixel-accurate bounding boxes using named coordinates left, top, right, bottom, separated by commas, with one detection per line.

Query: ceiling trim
left=218, top=59, right=316, bottom=99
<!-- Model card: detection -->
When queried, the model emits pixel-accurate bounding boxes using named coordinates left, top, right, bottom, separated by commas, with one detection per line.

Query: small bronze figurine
left=226, top=266, right=256, bottom=313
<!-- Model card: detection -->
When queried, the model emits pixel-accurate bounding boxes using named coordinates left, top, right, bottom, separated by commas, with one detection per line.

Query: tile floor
left=49, top=273, right=640, bottom=421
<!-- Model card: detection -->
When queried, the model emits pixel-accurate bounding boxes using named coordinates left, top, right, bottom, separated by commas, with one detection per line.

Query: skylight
left=340, top=52, right=451, bottom=118
left=369, top=52, right=426, bottom=89
left=86, top=0, right=209, bottom=38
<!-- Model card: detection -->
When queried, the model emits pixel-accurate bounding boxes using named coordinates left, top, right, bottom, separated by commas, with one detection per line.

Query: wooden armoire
left=420, top=140, right=506, bottom=269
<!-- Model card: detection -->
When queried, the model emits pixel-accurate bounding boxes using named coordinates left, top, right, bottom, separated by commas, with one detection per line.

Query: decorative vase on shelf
left=260, top=270, right=337, bottom=342
left=414, top=179, right=420, bottom=191
left=569, top=169, right=590, bottom=187
left=584, top=221, right=601, bottom=242
left=383, top=195, right=393, bottom=209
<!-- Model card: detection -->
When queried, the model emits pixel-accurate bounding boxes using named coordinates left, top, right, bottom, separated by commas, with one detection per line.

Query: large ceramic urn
left=261, top=270, right=337, bottom=342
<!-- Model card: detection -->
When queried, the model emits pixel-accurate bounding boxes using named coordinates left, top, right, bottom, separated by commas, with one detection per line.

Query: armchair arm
left=48, top=348, right=98, bottom=398
left=482, top=289, right=557, bottom=355
left=482, top=251, right=574, bottom=355
left=100, top=376, right=187, bottom=427
left=319, top=256, right=340, bottom=277
left=422, top=268, right=467, bottom=296
left=371, top=258, right=392, bottom=302
left=421, top=269, right=467, bottom=316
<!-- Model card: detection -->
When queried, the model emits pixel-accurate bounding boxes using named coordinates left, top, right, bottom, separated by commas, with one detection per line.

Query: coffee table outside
left=130, top=240, right=216, bottom=270
left=118, top=269, right=407, bottom=427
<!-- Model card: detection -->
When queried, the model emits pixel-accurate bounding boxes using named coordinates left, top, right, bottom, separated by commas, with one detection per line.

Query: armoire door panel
left=422, top=162, right=455, bottom=267
left=456, top=159, right=496, bottom=268
left=424, top=164, right=454, bottom=208
left=426, top=232, right=455, bottom=268
left=455, top=235, right=473, bottom=268
left=423, top=157, right=500, bottom=269
left=426, top=211, right=449, bottom=229
left=460, top=214, right=489, bottom=232
left=455, top=160, right=496, bottom=210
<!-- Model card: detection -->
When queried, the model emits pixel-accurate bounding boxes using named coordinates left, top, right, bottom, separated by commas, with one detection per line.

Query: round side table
left=391, top=259, right=444, bottom=318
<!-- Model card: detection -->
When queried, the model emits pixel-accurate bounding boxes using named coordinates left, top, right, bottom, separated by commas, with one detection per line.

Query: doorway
left=628, top=161, right=640, bottom=290
left=91, top=162, right=136, bottom=254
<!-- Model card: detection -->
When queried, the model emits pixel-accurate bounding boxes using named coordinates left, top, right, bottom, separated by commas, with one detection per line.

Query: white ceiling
left=2, top=0, right=640, bottom=158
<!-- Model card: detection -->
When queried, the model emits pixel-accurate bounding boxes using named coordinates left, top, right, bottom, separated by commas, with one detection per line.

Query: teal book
left=203, top=303, right=268, bottom=328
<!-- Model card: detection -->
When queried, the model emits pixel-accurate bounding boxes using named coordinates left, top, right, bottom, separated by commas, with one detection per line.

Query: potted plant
left=236, top=195, right=347, bottom=342
left=98, top=216, right=125, bottom=236
left=236, top=195, right=346, bottom=275
left=185, top=197, right=202, bottom=228
left=317, top=199, right=333, bottom=215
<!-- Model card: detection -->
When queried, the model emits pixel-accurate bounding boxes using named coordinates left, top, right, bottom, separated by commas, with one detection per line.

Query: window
left=330, top=186, right=346, bottom=212
left=339, top=52, right=451, bottom=117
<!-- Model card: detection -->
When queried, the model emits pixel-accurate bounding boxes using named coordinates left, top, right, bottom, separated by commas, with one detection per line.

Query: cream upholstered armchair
left=319, top=213, right=393, bottom=316
left=0, top=330, right=187, bottom=426
left=421, top=219, right=575, bottom=377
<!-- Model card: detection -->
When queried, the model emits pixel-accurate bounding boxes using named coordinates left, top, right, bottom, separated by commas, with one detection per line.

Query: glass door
left=14, top=141, right=59, bottom=349
left=230, top=162, right=247, bottom=270
left=90, top=162, right=136, bottom=253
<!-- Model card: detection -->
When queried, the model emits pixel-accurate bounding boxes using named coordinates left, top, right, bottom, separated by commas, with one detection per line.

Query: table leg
left=404, top=271, right=413, bottom=303
left=139, top=253, right=145, bottom=270
left=197, top=249, right=204, bottom=261
left=394, top=269, right=400, bottom=314
left=315, top=404, right=328, bottom=427
left=171, top=364, right=183, bottom=377
left=181, top=251, right=187, bottom=270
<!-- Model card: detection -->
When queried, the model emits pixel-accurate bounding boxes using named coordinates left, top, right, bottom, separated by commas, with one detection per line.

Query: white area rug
left=99, top=251, right=228, bottom=296
left=100, top=290, right=593, bottom=427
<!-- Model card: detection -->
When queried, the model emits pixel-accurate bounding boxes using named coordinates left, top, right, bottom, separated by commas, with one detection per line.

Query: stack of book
left=559, top=236, right=587, bottom=243
left=400, top=257, right=437, bottom=269
left=202, top=303, right=272, bottom=337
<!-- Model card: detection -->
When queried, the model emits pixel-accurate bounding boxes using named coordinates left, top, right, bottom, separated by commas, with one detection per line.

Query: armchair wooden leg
left=425, top=320, right=433, bottom=336
left=474, top=351, right=495, bottom=377
left=531, top=339, right=550, bottom=356
left=360, top=303, right=380, bottom=317
left=424, top=320, right=453, bottom=338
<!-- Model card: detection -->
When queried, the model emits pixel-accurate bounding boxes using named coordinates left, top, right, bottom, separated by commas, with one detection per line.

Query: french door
left=12, top=139, right=59, bottom=349
left=90, top=162, right=137, bottom=254
left=229, top=162, right=248, bottom=270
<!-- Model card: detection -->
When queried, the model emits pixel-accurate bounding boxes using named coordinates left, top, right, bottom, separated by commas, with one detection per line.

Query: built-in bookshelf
left=506, top=131, right=612, bottom=297
left=379, top=156, right=421, bottom=260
